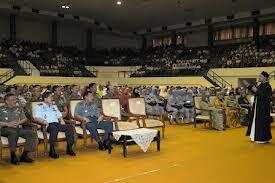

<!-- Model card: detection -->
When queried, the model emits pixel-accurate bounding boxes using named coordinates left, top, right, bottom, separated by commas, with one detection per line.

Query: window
left=260, top=23, right=275, bottom=36
left=152, top=36, right=172, bottom=47
left=265, top=23, right=275, bottom=35
left=234, top=26, right=253, bottom=39
left=215, top=25, right=253, bottom=41
left=220, top=28, right=233, bottom=40
left=152, top=38, right=162, bottom=47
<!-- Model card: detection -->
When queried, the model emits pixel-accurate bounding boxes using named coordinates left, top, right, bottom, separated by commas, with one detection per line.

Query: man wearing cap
left=243, top=71, right=273, bottom=144
left=33, top=92, right=76, bottom=158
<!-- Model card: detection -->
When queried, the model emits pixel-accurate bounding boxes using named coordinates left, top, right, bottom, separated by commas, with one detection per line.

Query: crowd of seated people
left=1, top=38, right=275, bottom=78
left=0, top=81, right=274, bottom=165
left=96, top=48, right=141, bottom=66
left=131, top=45, right=210, bottom=77
left=219, top=44, right=275, bottom=68
left=0, top=39, right=94, bottom=77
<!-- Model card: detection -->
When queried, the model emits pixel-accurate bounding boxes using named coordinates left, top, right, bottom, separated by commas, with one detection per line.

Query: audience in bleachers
left=0, top=39, right=93, bottom=77
left=1, top=38, right=274, bottom=78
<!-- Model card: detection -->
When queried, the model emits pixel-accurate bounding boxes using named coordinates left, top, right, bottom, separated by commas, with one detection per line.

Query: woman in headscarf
left=214, top=92, right=226, bottom=129
left=183, top=88, right=195, bottom=122
left=103, top=86, right=116, bottom=99
left=214, top=92, right=226, bottom=109
left=200, top=93, right=225, bottom=130
left=143, top=87, right=155, bottom=113
left=150, top=87, right=165, bottom=116
left=199, top=93, right=212, bottom=116
left=226, top=92, right=241, bottom=127
left=167, top=89, right=184, bottom=123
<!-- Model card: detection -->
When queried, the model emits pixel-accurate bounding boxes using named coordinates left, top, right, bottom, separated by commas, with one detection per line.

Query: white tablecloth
left=112, top=128, right=158, bottom=152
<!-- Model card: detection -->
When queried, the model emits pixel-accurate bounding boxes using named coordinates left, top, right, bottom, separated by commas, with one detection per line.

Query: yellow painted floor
left=0, top=123, right=275, bottom=183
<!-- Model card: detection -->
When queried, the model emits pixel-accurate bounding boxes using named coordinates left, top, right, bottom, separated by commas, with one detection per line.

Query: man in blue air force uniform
left=33, top=92, right=76, bottom=159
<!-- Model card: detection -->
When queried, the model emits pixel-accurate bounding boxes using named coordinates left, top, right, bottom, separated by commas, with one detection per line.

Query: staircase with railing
left=203, top=70, right=232, bottom=88
left=85, top=66, right=98, bottom=77
left=17, top=60, right=40, bottom=76
left=0, top=69, right=15, bottom=84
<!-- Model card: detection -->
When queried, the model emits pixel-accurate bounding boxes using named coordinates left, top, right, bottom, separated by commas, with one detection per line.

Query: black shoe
left=103, top=140, right=113, bottom=151
left=20, top=152, right=34, bottom=163
left=49, top=146, right=59, bottom=159
left=66, top=146, right=76, bottom=156
left=98, top=141, right=106, bottom=151
left=20, top=155, right=34, bottom=163
left=10, top=152, right=19, bottom=165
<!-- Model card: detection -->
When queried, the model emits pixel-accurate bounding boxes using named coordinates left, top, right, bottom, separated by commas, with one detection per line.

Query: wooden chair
left=101, top=99, right=140, bottom=131
left=193, top=96, right=213, bottom=128
left=128, top=98, right=165, bottom=138
left=31, top=101, right=76, bottom=156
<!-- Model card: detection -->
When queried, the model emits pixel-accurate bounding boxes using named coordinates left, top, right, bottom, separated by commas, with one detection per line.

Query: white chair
left=101, top=99, right=139, bottom=131
left=128, top=98, right=165, bottom=138
left=193, top=96, right=212, bottom=128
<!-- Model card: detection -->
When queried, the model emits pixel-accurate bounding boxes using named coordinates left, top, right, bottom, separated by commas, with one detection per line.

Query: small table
left=109, top=128, right=160, bottom=158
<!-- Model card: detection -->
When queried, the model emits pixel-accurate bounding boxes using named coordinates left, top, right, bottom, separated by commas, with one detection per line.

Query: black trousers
left=46, top=123, right=74, bottom=147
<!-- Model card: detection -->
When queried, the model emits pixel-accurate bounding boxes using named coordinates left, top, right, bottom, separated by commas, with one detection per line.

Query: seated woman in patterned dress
left=226, top=92, right=241, bottom=127
left=200, top=93, right=225, bottom=130
left=214, top=92, right=227, bottom=129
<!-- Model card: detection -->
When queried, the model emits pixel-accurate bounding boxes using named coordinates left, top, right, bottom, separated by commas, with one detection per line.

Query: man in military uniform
left=0, top=94, right=37, bottom=165
left=52, top=85, right=68, bottom=118
left=67, top=85, right=82, bottom=100
left=33, top=92, right=76, bottom=159
left=22, top=85, right=32, bottom=102
left=88, top=83, right=102, bottom=108
left=24, top=85, right=43, bottom=119
left=74, top=91, right=113, bottom=151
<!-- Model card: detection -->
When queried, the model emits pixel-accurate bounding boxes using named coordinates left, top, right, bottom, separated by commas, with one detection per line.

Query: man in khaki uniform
left=0, top=94, right=37, bottom=165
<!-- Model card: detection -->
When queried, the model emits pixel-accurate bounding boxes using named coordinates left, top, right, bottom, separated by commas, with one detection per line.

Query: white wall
left=16, top=16, right=51, bottom=43
left=57, top=22, right=87, bottom=49
left=93, top=32, right=142, bottom=49
left=184, top=30, right=208, bottom=47
left=0, top=14, right=10, bottom=40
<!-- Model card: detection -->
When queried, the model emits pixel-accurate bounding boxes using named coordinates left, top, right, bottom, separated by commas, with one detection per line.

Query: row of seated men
left=0, top=87, right=115, bottom=165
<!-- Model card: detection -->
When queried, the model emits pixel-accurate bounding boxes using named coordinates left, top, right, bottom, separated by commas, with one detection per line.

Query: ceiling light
left=116, top=1, right=122, bottom=5
left=61, top=5, right=70, bottom=9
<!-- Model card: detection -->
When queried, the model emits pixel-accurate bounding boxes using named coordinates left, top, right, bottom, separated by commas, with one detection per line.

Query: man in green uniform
left=0, top=94, right=37, bottom=165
